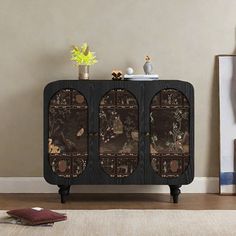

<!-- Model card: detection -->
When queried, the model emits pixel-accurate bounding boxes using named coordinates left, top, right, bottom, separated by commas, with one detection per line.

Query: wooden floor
left=0, top=193, right=236, bottom=210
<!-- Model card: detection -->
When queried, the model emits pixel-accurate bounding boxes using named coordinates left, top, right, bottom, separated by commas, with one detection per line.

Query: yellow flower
left=71, top=43, right=98, bottom=66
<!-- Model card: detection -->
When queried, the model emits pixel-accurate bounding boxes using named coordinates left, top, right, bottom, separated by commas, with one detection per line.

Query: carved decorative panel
left=99, top=89, right=139, bottom=177
left=48, top=89, right=88, bottom=178
left=150, top=89, right=190, bottom=178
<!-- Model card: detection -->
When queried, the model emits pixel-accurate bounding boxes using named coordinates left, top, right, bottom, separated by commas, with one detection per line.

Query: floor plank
left=0, top=193, right=236, bottom=210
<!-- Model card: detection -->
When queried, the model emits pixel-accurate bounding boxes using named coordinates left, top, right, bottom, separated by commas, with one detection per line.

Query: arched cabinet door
left=48, top=89, right=88, bottom=178
left=150, top=89, right=190, bottom=178
left=99, top=89, right=139, bottom=177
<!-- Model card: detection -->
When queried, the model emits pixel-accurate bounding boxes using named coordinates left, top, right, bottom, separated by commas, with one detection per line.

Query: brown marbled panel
left=48, top=89, right=88, bottom=178
left=100, top=157, right=116, bottom=177
left=150, top=89, right=190, bottom=178
left=161, top=157, right=183, bottom=177
left=72, top=157, right=87, bottom=177
left=99, top=89, right=139, bottom=178
left=49, top=89, right=71, bottom=106
left=160, top=89, right=183, bottom=107
left=50, top=156, right=71, bottom=178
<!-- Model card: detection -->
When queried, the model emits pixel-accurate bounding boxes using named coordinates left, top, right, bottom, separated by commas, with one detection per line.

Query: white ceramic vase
left=143, top=61, right=153, bottom=75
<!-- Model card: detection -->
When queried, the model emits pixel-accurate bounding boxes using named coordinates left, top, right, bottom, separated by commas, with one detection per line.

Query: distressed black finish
left=58, top=185, right=70, bottom=203
left=169, top=185, right=182, bottom=203
left=44, top=80, right=194, bottom=203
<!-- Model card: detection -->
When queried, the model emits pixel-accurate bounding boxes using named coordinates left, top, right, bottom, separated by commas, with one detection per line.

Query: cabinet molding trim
left=0, top=177, right=218, bottom=193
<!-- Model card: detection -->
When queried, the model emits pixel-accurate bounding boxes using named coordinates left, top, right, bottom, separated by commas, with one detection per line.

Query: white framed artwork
left=219, top=55, right=236, bottom=194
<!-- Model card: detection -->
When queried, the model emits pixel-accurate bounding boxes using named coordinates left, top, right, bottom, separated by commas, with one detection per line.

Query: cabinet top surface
left=46, top=79, right=192, bottom=85
left=52, top=79, right=185, bottom=82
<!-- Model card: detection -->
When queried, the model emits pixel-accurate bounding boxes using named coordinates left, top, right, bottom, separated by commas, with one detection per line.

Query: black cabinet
left=44, top=80, right=194, bottom=203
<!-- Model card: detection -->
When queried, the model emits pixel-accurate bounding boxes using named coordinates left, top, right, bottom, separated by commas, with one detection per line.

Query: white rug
left=0, top=210, right=236, bottom=236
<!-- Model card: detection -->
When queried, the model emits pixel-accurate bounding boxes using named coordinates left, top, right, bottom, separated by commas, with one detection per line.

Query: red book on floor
left=7, top=208, right=67, bottom=225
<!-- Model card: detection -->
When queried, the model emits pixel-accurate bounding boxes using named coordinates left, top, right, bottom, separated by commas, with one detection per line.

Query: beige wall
left=0, top=0, right=235, bottom=177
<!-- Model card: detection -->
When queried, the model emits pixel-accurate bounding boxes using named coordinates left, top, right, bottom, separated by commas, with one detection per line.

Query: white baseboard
left=0, top=177, right=219, bottom=193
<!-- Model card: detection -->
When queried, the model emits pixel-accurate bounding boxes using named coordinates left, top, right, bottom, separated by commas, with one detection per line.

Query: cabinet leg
left=58, top=185, right=71, bottom=204
left=169, top=185, right=181, bottom=203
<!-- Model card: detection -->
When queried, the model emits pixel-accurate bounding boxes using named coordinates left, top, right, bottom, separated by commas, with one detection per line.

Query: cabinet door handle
left=89, top=132, right=98, bottom=137
left=141, top=132, right=150, bottom=137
